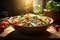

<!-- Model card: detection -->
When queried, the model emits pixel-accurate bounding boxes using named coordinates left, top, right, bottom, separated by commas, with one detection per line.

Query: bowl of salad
left=8, top=13, right=54, bottom=34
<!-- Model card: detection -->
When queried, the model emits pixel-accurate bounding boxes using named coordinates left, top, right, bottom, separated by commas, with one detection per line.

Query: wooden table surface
left=0, top=25, right=60, bottom=38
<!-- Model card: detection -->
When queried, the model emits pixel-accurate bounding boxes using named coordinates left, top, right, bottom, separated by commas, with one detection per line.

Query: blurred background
left=0, top=0, right=60, bottom=18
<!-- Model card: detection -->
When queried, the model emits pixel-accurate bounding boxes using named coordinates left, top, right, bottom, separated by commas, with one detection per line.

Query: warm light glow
left=15, top=0, right=33, bottom=13
left=24, top=0, right=33, bottom=11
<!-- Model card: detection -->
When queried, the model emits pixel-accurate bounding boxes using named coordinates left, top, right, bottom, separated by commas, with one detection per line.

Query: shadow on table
left=2, top=30, right=51, bottom=40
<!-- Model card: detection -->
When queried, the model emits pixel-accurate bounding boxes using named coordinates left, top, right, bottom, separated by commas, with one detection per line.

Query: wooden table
left=0, top=25, right=60, bottom=40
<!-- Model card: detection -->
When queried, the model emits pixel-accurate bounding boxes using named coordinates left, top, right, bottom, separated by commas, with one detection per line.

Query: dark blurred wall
left=54, top=0, right=60, bottom=2
left=0, top=0, right=16, bottom=17
left=0, top=0, right=6, bottom=18
left=0, top=0, right=9, bottom=18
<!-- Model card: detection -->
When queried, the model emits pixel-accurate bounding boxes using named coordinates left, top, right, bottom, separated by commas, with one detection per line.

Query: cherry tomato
left=12, top=22, right=19, bottom=24
left=0, top=26, right=5, bottom=33
left=54, top=25, right=60, bottom=31
left=55, top=25, right=60, bottom=29
left=25, top=16, right=30, bottom=20
left=0, top=25, right=5, bottom=31
left=0, top=21, right=8, bottom=26
left=1, top=21, right=6, bottom=26
left=38, top=18, right=42, bottom=21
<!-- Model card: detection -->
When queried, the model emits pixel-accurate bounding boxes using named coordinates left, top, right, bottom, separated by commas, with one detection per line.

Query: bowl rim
left=8, top=16, right=54, bottom=28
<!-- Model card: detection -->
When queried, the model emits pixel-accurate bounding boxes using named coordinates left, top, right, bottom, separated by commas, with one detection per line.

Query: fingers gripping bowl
left=8, top=14, right=54, bottom=34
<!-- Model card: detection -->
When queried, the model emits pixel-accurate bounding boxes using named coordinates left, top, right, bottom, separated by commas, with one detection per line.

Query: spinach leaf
left=46, top=0, right=60, bottom=12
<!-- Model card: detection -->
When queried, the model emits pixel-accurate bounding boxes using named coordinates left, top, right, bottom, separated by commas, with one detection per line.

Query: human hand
left=47, top=26, right=57, bottom=33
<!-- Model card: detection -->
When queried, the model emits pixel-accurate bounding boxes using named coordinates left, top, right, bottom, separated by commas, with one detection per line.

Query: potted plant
left=44, top=0, right=60, bottom=23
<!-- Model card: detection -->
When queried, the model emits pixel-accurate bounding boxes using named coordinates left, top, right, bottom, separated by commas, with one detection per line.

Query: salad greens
left=34, top=4, right=43, bottom=15
left=46, top=0, right=60, bottom=12
left=12, top=13, right=52, bottom=27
